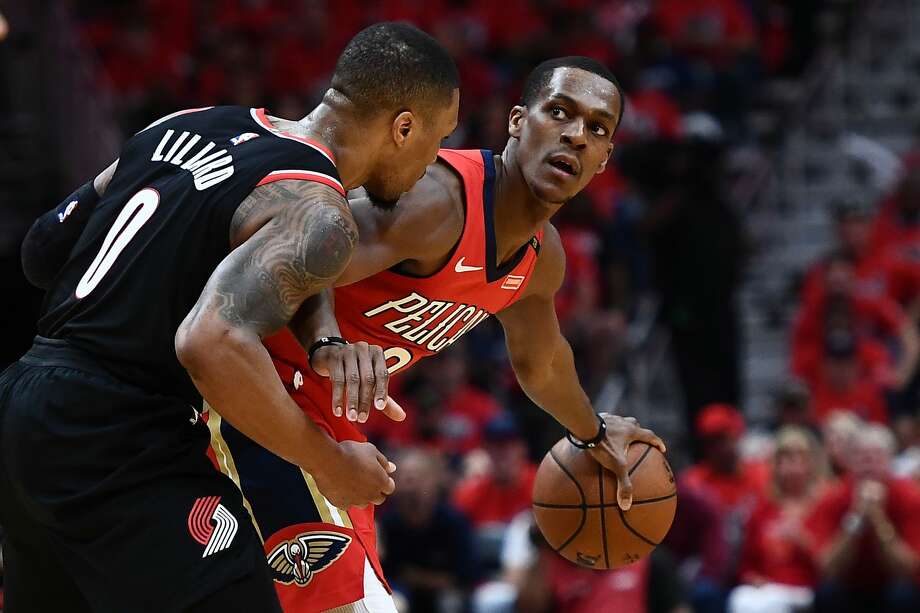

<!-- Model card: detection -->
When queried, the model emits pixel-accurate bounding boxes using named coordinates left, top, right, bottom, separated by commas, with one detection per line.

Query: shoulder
left=352, top=159, right=465, bottom=254
left=521, top=223, right=566, bottom=299
left=230, top=179, right=351, bottom=249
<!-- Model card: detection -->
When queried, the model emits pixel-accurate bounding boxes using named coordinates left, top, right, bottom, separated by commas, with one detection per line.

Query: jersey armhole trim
left=257, top=170, right=347, bottom=197
left=250, top=108, right=337, bottom=165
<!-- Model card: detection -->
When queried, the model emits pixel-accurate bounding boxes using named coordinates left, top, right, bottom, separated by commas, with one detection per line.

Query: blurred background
left=4, top=1, right=920, bottom=612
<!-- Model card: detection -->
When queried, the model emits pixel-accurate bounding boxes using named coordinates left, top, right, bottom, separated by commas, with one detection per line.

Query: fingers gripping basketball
left=532, top=438, right=677, bottom=569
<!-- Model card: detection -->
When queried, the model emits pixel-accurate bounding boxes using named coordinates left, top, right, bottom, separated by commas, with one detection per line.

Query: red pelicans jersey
left=254, top=150, right=543, bottom=607
left=265, top=149, right=544, bottom=442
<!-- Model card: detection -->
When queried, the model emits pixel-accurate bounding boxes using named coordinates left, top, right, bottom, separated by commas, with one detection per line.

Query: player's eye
left=592, top=124, right=608, bottom=137
left=550, top=106, right=567, bottom=120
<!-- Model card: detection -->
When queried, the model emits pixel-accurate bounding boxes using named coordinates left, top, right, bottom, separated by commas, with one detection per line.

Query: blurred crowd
left=6, top=1, right=911, bottom=613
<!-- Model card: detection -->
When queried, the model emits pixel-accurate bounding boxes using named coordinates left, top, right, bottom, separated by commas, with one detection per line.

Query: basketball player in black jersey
left=0, top=23, right=458, bottom=612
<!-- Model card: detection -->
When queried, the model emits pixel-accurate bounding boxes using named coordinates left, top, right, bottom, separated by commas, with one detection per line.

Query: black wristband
left=307, top=336, right=348, bottom=364
left=566, top=414, right=607, bottom=449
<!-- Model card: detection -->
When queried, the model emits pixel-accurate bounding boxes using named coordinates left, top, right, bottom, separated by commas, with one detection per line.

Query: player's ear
left=508, top=105, right=525, bottom=139
left=392, top=111, right=414, bottom=147
left=596, top=142, right=615, bottom=175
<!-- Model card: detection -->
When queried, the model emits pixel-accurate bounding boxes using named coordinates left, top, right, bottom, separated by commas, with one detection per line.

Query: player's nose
left=561, top=118, right=587, bottom=148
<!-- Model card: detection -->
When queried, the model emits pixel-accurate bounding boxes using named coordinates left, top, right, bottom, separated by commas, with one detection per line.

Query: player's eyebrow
left=547, top=93, right=616, bottom=122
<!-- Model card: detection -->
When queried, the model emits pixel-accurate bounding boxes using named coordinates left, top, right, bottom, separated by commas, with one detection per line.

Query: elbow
left=175, top=314, right=243, bottom=378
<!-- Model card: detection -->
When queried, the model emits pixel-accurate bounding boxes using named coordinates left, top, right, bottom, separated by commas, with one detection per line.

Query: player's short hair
left=331, top=22, right=459, bottom=118
left=520, top=56, right=624, bottom=129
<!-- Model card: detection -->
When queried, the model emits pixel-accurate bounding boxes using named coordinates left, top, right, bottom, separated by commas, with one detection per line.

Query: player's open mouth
left=547, top=154, right=579, bottom=177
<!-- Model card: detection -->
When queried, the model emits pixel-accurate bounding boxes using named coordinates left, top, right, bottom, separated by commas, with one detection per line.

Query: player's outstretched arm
left=496, top=224, right=665, bottom=511
left=176, top=180, right=395, bottom=509
left=21, top=160, right=118, bottom=289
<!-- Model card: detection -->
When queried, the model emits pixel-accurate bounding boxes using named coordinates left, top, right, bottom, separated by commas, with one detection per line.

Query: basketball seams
left=532, top=489, right=677, bottom=510
left=617, top=507, right=660, bottom=547
left=597, top=463, right=610, bottom=568
left=547, top=448, right=587, bottom=553
left=630, top=492, right=677, bottom=506
left=628, top=443, right=653, bottom=477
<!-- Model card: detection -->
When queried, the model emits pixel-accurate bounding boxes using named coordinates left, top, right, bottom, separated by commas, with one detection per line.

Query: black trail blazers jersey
left=37, top=106, right=344, bottom=404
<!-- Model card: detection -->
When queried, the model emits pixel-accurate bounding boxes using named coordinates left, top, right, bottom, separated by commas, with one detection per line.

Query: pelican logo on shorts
left=267, top=531, right=351, bottom=586
left=187, top=496, right=239, bottom=558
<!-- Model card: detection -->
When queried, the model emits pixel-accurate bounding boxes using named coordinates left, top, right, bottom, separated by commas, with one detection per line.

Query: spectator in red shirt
left=792, top=253, right=917, bottom=390
left=806, top=424, right=920, bottom=613
left=801, top=199, right=876, bottom=298
left=729, top=426, right=826, bottom=613
left=810, top=329, right=890, bottom=425
left=452, top=414, right=537, bottom=529
left=804, top=198, right=920, bottom=311
left=681, top=404, right=771, bottom=517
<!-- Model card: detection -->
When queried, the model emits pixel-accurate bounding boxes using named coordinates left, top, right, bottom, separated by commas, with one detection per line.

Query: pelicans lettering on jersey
left=211, top=149, right=543, bottom=611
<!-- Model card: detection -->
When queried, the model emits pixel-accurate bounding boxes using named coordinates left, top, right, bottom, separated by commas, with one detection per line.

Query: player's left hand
left=587, top=414, right=666, bottom=511
left=311, top=340, right=406, bottom=424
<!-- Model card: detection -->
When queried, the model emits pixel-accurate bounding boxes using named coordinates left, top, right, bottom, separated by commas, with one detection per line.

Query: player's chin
left=531, top=179, right=576, bottom=205
left=366, top=189, right=400, bottom=210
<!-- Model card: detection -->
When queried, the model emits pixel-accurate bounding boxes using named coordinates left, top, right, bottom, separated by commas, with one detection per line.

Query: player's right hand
left=311, top=340, right=406, bottom=424
left=313, top=440, right=397, bottom=509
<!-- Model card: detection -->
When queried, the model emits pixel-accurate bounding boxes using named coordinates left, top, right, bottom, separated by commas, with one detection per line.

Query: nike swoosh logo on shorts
left=454, top=257, right=483, bottom=273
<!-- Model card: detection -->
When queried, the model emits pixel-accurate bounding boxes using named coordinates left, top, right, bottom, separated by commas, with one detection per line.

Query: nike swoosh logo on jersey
left=454, top=257, right=484, bottom=273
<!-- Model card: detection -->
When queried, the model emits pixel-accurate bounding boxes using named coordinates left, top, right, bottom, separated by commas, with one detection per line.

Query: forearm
left=290, top=289, right=342, bottom=348
left=178, top=322, right=338, bottom=472
left=514, top=335, right=599, bottom=441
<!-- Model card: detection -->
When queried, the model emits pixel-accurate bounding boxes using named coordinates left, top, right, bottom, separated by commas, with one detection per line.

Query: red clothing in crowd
left=554, top=226, right=602, bottom=324
left=805, top=477, right=920, bottom=590
left=738, top=498, right=819, bottom=588
left=618, top=89, right=683, bottom=143
left=791, top=335, right=891, bottom=389
left=363, top=383, right=500, bottom=454
left=793, top=292, right=904, bottom=355
left=801, top=250, right=920, bottom=308
left=681, top=461, right=770, bottom=515
left=545, top=553, right=650, bottom=613
left=452, top=465, right=537, bottom=527
left=870, top=195, right=920, bottom=255
left=653, top=0, right=756, bottom=66
left=810, top=375, right=888, bottom=424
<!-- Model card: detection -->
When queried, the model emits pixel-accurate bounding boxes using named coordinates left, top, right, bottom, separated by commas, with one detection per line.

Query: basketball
left=532, top=437, right=677, bottom=569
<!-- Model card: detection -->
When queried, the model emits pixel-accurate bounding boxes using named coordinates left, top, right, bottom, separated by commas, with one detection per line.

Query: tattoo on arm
left=201, top=180, right=357, bottom=336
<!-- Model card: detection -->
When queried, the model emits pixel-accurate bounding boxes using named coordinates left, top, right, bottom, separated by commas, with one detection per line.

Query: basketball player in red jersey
left=207, top=56, right=667, bottom=612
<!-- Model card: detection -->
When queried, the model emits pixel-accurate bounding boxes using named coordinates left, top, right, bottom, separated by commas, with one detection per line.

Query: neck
left=298, top=89, right=380, bottom=190
left=493, top=140, right=557, bottom=262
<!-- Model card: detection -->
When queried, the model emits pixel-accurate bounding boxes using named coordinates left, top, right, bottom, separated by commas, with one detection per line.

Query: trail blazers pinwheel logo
left=188, top=496, right=238, bottom=558
left=267, top=531, right=352, bottom=586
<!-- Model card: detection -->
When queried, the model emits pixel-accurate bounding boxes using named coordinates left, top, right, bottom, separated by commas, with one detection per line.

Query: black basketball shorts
left=0, top=348, right=280, bottom=612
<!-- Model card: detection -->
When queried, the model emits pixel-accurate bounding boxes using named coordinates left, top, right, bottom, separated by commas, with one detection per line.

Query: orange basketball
left=532, top=437, right=677, bottom=569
